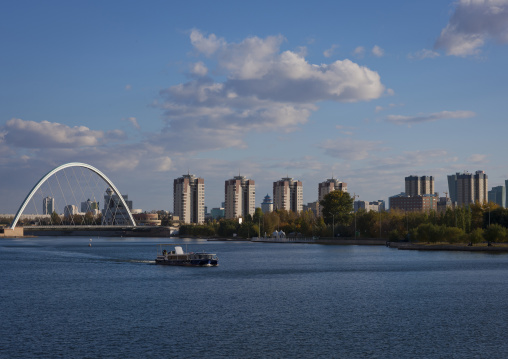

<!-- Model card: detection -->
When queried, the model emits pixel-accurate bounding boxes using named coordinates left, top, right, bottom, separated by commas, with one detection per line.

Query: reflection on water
left=1, top=237, right=508, bottom=358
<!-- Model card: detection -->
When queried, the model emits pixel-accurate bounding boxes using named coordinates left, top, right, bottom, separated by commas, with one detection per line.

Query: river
left=1, top=237, right=508, bottom=358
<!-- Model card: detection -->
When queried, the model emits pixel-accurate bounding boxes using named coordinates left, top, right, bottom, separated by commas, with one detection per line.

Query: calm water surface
left=1, top=237, right=508, bottom=358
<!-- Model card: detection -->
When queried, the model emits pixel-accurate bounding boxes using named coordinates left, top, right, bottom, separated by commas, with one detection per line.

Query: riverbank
left=209, top=237, right=388, bottom=245
left=388, top=242, right=508, bottom=252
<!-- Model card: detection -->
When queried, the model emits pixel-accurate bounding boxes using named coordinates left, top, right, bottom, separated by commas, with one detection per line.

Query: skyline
left=2, top=0, right=508, bottom=213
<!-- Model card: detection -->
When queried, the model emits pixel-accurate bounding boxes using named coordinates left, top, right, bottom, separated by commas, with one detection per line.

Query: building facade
left=81, top=199, right=99, bottom=213
left=389, top=193, right=439, bottom=212
left=210, top=207, right=225, bottom=220
left=43, top=196, right=55, bottom=215
left=448, top=171, right=488, bottom=207
left=261, top=194, right=273, bottom=214
left=224, top=176, right=255, bottom=219
left=173, top=174, right=205, bottom=224
left=354, top=200, right=385, bottom=212
left=303, top=201, right=319, bottom=217
left=405, top=175, right=434, bottom=197
left=318, top=178, right=347, bottom=217
left=64, top=204, right=78, bottom=218
left=273, top=177, right=303, bottom=213
left=102, top=188, right=133, bottom=225
left=488, top=186, right=505, bottom=208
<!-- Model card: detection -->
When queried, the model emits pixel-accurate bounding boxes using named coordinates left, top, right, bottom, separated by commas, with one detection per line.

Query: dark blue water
left=2, top=237, right=508, bottom=358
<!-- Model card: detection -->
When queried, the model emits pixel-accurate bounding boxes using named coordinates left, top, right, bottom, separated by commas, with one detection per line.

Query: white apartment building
left=273, top=177, right=303, bottom=213
left=173, top=174, right=205, bottom=224
left=224, top=175, right=255, bottom=219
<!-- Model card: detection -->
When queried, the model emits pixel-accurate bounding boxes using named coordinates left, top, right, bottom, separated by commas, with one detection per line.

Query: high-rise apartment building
left=405, top=176, right=434, bottom=197
left=318, top=178, right=347, bottom=217
left=448, top=171, right=488, bottom=206
left=273, top=177, right=303, bottom=213
left=224, top=175, right=255, bottom=219
left=173, top=174, right=205, bottom=224
left=488, top=186, right=505, bottom=208
left=43, top=196, right=55, bottom=215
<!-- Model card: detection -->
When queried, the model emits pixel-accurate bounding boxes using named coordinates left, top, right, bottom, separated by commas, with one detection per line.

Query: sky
left=1, top=0, right=508, bottom=214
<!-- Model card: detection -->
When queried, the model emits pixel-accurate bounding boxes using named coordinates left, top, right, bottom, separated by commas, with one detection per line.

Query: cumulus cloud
left=372, top=45, right=385, bottom=57
left=156, top=30, right=386, bottom=151
left=353, top=46, right=365, bottom=58
left=386, top=110, right=476, bottom=125
left=3, top=118, right=104, bottom=148
left=323, top=44, right=338, bottom=58
left=318, top=138, right=383, bottom=161
left=190, top=61, right=208, bottom=76
left=435, top=0, right=508, bottom=56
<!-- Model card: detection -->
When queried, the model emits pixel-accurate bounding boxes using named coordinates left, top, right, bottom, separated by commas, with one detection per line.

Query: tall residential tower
left=405, top=175, right=434, bottom=197
left=224, top=175, right=255, bottom=219
left=273, top=177, right=303, bottom=213
left=43, top=196, right=55, bottom=215
left=448, top=171, right=488, bottom=206
left=173, top=174, right=205, bottom=224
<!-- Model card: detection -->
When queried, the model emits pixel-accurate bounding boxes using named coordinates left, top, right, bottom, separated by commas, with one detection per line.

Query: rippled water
left=2, top=237, right=508, bottom=358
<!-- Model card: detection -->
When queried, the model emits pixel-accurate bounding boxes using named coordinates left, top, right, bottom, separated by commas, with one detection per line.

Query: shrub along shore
left=179, top=201, right=508, bottom=245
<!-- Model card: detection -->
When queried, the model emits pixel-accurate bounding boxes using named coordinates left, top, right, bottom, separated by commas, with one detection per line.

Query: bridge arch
left=10, top=162, right=136, bottom=229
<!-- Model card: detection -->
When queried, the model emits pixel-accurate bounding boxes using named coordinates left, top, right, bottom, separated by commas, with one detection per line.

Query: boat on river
left=155, top=244, right=218, bottom=267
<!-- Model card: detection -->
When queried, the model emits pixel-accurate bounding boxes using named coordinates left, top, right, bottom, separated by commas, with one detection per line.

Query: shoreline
left=388, top=242, right=508, bottom=252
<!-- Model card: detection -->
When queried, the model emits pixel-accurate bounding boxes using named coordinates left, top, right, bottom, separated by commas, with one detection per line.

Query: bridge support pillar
left=0, top=227, right=24, bottom=238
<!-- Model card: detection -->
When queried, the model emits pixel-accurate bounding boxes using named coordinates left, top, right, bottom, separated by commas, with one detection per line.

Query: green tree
left=320, top=190, right=353, bottom=226
left=484, top=224, right=508, bottom=243
left=468, top=228, right=484, bottom=245
left=51, top=211, right=62, bottom=225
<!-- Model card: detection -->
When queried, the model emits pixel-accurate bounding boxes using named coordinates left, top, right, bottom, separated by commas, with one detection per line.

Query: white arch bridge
left=10, top=162, right=136, bottom=230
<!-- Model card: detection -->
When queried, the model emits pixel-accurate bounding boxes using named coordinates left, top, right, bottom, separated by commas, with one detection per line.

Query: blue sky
left=1, top=0, right=508, bottom=214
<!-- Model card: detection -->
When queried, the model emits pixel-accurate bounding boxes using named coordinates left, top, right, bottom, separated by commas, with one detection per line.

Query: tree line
left=179, top=191, right=508, bottom=244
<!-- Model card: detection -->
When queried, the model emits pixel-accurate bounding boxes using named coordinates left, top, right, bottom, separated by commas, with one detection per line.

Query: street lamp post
left=353, top=193, right=359, bottom=239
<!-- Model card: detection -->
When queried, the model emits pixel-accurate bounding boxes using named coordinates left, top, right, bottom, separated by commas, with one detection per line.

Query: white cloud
left=353, top=46, right=365, bottom=58
left=190, top=61, right=208, bottom=76
left=468, top=153, right=488, bottom=163
left=323, top=44, right=338, bottom=58
left=372, top=45, right=384, bottom=57
left=407, top=49, right=440, bottom=60
left=435, top=0, right=508, bottom=56
left=190, top=29, right=226, bottom=56
left=3, top=118, right=104, bottom=148
left=122, top=117, right=140, bottom=130
left=386, top=110, right=476, bottom=125
left=156, top=156, right=173, bottom=171
left=156, top=30, right=386, bottom=152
